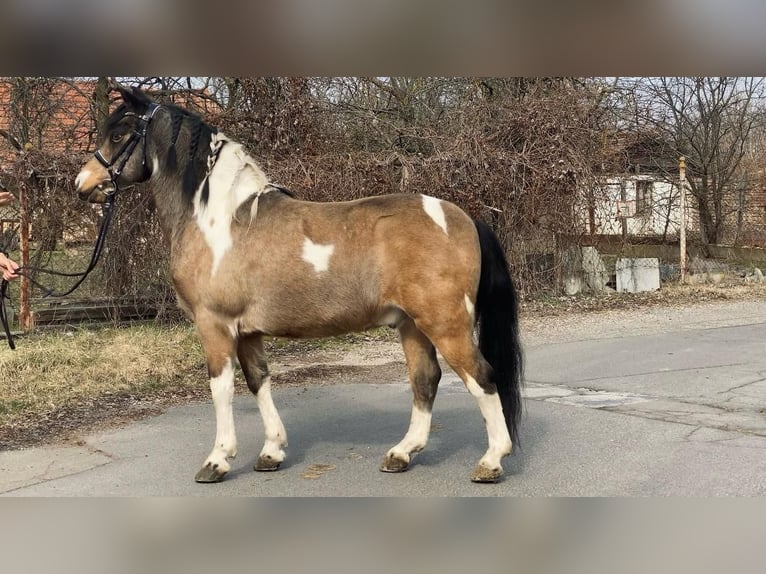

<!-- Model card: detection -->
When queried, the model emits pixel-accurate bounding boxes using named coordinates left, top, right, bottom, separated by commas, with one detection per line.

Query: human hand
left=0, top=252, right=19, bottom=281
left=0, top=191, right=17, bottom=208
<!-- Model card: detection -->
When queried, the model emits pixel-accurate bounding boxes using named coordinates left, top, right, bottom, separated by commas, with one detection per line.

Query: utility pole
left=679, top=156, right=687, bottom=283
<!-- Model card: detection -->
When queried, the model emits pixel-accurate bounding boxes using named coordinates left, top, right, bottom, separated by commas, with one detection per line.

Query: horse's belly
left=242, top=298, right=402, bottom=339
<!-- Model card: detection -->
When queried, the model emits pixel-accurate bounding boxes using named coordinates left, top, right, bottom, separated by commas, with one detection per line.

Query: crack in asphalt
left=524, top=381, right=766, bottom=437
left=718, top=376, right=766, bottom=395
left=525, top=361, right=749, bottom=388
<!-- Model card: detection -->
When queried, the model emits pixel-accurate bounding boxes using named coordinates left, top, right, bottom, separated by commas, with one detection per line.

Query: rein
left=0, top=103, right=160, bottom=350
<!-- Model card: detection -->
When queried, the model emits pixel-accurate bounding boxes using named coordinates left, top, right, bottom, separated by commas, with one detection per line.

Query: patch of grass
left=0, top=400, right=30, bottom=416
left=0, top=323, right=207, bottom=443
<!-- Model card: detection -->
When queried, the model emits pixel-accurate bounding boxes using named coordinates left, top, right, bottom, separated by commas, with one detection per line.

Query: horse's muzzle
left=77, top=183, right=113, bottom=204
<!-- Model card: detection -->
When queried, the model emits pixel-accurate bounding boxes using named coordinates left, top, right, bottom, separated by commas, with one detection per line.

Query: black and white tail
left=473, top=220, right=524, bottom=446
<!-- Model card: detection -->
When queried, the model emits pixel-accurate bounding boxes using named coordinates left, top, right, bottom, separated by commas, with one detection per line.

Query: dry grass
left=0, top=323, right=207, bottom=448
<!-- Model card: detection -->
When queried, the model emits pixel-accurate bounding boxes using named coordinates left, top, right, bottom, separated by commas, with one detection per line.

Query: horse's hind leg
left=381, top=318, right=441, bottom=473
left=424, top=327, right=512, bottom=483
left=237, top=333, right=288, bottom=472
left=194, top=316, right=238, bottom=483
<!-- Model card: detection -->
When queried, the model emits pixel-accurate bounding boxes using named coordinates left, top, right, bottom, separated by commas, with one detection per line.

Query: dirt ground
left=5, top=283, right=766, bottom=450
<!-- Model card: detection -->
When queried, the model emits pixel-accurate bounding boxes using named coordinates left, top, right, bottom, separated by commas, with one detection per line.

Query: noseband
left=94, top=102, right=161, bottom=194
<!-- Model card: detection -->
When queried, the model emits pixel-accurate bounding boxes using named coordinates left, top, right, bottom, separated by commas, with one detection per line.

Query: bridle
left=0, top=102, right=161, bottom=350
left=94, top=102, right=161, bottom=192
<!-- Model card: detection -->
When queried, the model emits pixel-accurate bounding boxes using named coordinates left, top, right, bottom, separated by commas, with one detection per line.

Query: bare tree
left=626, top=77, right=766, bottom=246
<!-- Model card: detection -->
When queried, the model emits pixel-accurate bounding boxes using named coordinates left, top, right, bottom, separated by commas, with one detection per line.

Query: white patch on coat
left=464, top=294, right=475, bottom=318
left=74, top=169, right=92, bottom=191
left=193, top=132, right=272, bottom=276
left=422, top=195, right=448, bottom=235
left=302, top=237, right=335, bottom=274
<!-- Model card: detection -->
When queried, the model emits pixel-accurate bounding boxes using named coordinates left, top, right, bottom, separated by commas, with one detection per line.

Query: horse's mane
left=115, top=95, right=296, bottom=211
left=163, top=104, right=217, bottom=203
left=112, top=98, right=215, bottom=204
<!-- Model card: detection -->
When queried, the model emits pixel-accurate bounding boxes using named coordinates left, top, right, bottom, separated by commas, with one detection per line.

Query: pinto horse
left=75, top=85, right=523, bottom=484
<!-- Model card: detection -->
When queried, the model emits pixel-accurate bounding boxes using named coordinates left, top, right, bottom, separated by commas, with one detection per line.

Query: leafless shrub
left=262, top=78, right=613, bottom=292
left=3, top=77, right=696, bottom=309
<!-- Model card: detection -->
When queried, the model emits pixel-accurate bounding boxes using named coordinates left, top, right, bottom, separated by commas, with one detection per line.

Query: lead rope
left=1, top=276, right=15, bottom=350
left=0, top=102, right=160, bottom=350
left=1, top=193, right=117, bottom=350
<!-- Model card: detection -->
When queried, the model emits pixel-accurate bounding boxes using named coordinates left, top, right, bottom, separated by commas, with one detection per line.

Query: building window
left=635, top=180, right=653, bottom=216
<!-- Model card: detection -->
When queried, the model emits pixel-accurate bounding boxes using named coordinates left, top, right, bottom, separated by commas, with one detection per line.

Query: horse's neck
left=152, top=136, right=274, bottom=252
left=150, top=187, right=191, bottom=250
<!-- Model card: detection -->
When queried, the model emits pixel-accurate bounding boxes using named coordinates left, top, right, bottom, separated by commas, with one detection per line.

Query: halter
left=94, top=102, right=161, bottom=194
left=0, top=102, right=162, bottom=350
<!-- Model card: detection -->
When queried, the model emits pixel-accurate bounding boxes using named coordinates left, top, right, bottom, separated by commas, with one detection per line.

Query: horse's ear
left=110, top=80, right=152, bottom=108
left=109, top=79, right=131, bottom=101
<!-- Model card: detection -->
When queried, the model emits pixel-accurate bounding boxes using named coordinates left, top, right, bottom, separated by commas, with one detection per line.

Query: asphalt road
left=2, top=320, right=766, bottom=496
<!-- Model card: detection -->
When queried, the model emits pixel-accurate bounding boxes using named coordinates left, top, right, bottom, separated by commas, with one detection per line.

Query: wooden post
left=18, top=181, right=32, bottom=331
left=619, top=179, right=627, bottom=241
left=679, top=156, right=687, bottom=283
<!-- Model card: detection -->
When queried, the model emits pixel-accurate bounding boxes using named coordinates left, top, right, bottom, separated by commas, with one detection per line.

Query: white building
left=586, top=175, right=692, bottom=238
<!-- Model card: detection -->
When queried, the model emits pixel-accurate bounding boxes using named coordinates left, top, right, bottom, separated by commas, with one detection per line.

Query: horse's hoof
left=194, top=462, right=227, bottom=483
left=254, top=454, right=282, bottom=472
left=470, top=464, right=503, bottom=483
left=380, top=453, right=410, bottom=473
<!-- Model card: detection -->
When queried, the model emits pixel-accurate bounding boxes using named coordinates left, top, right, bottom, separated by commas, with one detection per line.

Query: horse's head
left=75, top=84, right=160, bottom=203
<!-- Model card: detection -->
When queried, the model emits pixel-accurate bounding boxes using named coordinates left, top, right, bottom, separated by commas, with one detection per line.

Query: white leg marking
left=256, top=377, right=288, bottom=462
left=422, top=195, right=448, bottom=235
left=465, top=375, right=512, bottom=469
left=204, top=358, right=237, bottom=473
left=388, top=405, right=432, bottom=461
left=302, top=237, right=335, bottom=273
left=464, top=294, right=475, bottom=319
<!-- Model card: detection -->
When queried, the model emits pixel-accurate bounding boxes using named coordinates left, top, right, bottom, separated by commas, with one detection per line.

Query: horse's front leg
left=237, top=333, right=288, bottom=471
left=194, top=316, right=238, bottom=483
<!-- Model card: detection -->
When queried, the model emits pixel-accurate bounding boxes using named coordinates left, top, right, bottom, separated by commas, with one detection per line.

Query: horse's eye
left=111, top=133, right=124, bottom=143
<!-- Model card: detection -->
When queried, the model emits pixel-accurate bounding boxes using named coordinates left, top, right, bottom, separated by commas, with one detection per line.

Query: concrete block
left=616, top=258, right=660, bottom=293
left=564, top=275, right=583, bottom=295
left=582, top=246, right=610, bottom=293
left=561, top=246, right=609, bottom=294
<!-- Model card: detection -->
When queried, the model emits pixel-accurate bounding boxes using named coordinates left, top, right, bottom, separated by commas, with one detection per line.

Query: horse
left=74, top=84, right=523, bottom=484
